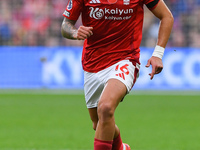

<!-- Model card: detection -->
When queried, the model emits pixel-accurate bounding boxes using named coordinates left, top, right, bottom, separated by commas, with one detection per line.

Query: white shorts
left=84, top=60, right=140, bottom=108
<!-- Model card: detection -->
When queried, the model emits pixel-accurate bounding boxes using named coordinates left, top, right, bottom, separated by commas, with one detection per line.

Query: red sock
left=94, top=138, right=113, bottom=150
left=112, top=133, right=123, bottom=150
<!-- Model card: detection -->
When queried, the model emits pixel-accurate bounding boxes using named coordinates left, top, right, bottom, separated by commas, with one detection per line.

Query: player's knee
left=97, top=103, right=114, bottom=121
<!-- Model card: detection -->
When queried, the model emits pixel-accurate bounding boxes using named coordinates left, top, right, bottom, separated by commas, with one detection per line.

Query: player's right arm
left=61, top=0, right=93, bottom=40
left=61, top=18, right=93, bottom=40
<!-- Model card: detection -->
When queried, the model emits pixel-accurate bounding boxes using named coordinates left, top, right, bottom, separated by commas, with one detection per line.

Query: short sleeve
left=144, top=0, right=160, bottom=10
left=63, top=0, right=83, bottom=21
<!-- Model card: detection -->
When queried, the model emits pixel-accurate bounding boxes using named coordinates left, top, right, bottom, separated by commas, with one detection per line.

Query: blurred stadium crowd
left=0, top=0, right=200, bottom=47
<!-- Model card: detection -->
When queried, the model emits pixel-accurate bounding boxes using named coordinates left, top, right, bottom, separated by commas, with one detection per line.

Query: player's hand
left=74, top=26, right=93, bottom=40
left=145, top=56, right=163, bottom=80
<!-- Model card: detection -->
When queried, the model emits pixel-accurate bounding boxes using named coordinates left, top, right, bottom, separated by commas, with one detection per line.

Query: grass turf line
left=0, top=89, right=200, bottom=95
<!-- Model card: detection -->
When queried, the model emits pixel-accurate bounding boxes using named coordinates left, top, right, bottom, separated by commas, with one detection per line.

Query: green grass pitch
left=0, top=91, right=200, bottom=150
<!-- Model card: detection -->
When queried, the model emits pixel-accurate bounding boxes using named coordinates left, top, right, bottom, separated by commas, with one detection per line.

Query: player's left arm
left=145, top=0, right=174, bottom=80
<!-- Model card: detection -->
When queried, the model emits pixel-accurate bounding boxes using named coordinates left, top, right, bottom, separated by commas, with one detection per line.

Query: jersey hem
left=82, top=58, right=139, bottom=73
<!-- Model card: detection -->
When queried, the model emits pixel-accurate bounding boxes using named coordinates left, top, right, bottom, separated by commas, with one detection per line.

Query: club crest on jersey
left=123, top=0, right=130, bottom=5
left=107, top=0, right=117, bottom=4
left=67, top=0, right=73, bottom=10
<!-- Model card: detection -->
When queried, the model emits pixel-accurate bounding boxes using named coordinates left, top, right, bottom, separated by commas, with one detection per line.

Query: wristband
left=152, top=45, right=165, bottom=59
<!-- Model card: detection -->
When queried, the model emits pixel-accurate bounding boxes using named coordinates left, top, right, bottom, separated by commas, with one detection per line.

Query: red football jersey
left=63, top=0, right=159, bottom=72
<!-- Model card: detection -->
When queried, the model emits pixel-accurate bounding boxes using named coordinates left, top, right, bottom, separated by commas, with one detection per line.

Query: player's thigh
left=98, top=78, right=127, bottom=114
left=97, top=60, right=139, bottom=114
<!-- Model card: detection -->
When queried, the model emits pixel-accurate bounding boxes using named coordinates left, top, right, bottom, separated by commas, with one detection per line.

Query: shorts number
left=115, top=64, right=129, bottom=80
